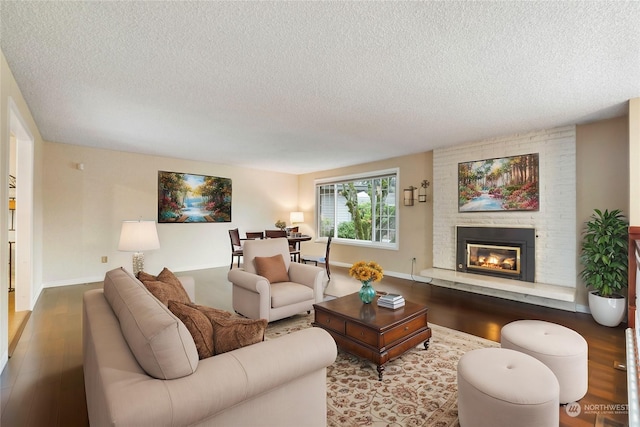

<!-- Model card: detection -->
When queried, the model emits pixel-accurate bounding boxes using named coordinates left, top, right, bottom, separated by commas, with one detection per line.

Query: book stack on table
left=377, top=293, right=405, bottom=309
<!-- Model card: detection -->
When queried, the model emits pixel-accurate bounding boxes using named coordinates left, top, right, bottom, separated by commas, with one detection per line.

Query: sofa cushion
left=168, top=301, right=215, bottom=359
left=103, top=267, right=198, bottom=379
left=270, top=282, right=314, bottom=308
left=205, top=314, right=268, bottom=355
left=254, top=254, right=290, bottom=284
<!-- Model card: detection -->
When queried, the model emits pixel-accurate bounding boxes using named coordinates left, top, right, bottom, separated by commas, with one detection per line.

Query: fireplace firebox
left=456, top=227, right=535, bottom=282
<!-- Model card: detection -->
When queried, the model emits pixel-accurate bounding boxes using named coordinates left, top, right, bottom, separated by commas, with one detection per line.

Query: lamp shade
left=118, top=220, right=160, bottom=252
left=290, top=211, right=304, bottom=224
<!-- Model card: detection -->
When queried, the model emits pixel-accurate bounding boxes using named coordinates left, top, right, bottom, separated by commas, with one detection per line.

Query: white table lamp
left=290, top=211, right=304, bottom=225
left=118, top=220, right=160, bottom=275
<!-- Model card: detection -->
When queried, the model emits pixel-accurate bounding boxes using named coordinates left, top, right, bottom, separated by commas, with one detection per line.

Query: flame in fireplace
left=457, top=227, right=533, bottom=281
left=468, top=245, right=520, bottom=274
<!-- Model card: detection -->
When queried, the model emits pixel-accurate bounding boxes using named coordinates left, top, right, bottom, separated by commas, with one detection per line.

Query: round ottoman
left=457, top=348, right=559, bottom=427
left=501, top=320, right=588, bottom=404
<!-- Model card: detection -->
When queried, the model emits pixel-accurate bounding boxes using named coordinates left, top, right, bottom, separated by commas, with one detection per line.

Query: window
left=316, top=169, right=398, bottom=249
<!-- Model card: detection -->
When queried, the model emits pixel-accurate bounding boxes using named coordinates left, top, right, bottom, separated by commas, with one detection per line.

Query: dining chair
left=301, top=235, right=332, bottom=280
left=265, top=229, right=287, bottom=238
left=265, top=230, right=299, bottom=261
left=245, top=231, right=264, bottom=240
left=228, top=228, right=243, bottom=269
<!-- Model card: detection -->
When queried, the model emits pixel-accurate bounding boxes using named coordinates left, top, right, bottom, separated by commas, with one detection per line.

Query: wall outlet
left=101, top=256, right=108, bottom=263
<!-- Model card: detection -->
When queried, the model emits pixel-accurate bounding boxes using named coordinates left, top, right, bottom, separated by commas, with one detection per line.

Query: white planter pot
left=588, top=290, right=626, bottom=327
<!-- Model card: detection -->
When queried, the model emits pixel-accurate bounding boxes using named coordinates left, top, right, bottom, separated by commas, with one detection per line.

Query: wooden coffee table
left=313, top=292, right=431, bottom=380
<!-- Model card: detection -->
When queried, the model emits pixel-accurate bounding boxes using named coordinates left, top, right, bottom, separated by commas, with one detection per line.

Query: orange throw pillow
left=254, top=254, right=290, bottom=283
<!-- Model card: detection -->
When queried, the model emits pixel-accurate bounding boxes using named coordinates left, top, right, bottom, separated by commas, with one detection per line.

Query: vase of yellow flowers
left=349, top=261, right=384, bottom=304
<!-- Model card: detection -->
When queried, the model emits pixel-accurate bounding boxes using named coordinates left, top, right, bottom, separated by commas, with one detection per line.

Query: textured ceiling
left=1, top=1, right=639, bottom=174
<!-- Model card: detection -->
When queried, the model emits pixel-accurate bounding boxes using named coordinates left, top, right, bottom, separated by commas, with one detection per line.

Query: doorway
left=6, top=99, right=34, bottom=357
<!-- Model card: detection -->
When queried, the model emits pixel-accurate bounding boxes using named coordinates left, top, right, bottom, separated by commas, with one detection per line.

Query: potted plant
left=580, top=208, right=629, bottom=327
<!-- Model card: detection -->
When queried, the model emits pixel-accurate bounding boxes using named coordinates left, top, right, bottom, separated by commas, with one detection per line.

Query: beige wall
left=298, top=152, right=433, bottom=278
left=296, top=116, right=628, bottom=309
left=42, top=142, right=299, bottom=285
left=576, top=115, right=629, bottom=308
left=630, top=98, right=640, bottom=225
left=1, top=50, right=45, bottom=368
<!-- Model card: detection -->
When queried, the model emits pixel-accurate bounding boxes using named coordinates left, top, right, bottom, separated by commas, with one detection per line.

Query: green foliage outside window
left=317, top=172, right=397, bottom=246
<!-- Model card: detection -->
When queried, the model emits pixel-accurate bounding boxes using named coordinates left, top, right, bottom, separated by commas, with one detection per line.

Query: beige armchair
left=228, top=238, right=324, bottom=322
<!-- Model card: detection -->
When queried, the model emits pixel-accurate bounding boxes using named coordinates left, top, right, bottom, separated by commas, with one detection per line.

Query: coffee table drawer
left=346, top=323, right=378, bottom=347
left=384, top=315, right=427, bottom=346
left=315, top=310, right=346, bottom=334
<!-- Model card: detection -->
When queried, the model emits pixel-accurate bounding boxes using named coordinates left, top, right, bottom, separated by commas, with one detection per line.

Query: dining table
left=287, top=234, right=312, bottom=261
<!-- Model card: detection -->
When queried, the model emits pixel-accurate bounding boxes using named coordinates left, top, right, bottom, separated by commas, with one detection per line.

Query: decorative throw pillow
left=206, top=315, right=268, bottom=355
left=140, top=267, right=191, bottom=306
left=157, top=268, right=191, bottom=300
left=137, top=271, right=157, bottom=283
left=143, top=280, right=191, bottom=306
left=187, top=303, right=233, bottom=321
left=168, top=301, right=215, bottom=359
left=254, top=254, right=290, bottom=284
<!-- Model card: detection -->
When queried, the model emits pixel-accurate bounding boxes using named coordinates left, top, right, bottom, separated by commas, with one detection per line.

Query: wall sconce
left=8, top=198, right=15, bottom=231
left=403, top=186, right=416, bottom=206
left=418, top=180, right=430, bottom=203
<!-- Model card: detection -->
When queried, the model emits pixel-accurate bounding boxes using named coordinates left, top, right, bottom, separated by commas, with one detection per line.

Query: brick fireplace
left=426, top=126, right=577, bottom=309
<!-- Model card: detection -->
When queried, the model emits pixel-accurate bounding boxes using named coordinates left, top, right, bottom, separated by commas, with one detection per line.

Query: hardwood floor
left=8, top=292, right=31, bottom=358
left=0, top=266, right=629, bottom=426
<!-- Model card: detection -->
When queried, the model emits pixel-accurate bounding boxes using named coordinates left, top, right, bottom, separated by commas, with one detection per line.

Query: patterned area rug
left=265, top=314, right=499, bottom=427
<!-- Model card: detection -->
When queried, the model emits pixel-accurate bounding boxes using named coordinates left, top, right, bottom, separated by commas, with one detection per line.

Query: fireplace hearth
left=456, top=227, right=535, bottom=282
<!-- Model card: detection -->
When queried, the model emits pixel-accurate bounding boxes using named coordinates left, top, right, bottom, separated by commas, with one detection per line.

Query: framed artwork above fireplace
left=458, top=153, right=539, bottom=212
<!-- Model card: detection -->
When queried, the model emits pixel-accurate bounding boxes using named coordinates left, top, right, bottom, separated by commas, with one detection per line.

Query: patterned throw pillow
left=187, top=303, right=233, bottom=321
left=143, top=280, right=191, bottom=306
left=168, top=301, right=215, bottom=359
left=205, top=314, right=267, bottom=355
left=137, top=271, right=157, bottom=283
left=157, top=268, right=191, bottom=301
left=139, top=268, right=191, bottom=306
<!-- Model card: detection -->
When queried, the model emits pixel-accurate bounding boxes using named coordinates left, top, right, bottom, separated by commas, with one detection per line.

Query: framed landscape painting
left=158, top=171, right=232, bottom=223
left=458, top=153, right=539, bottom=212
